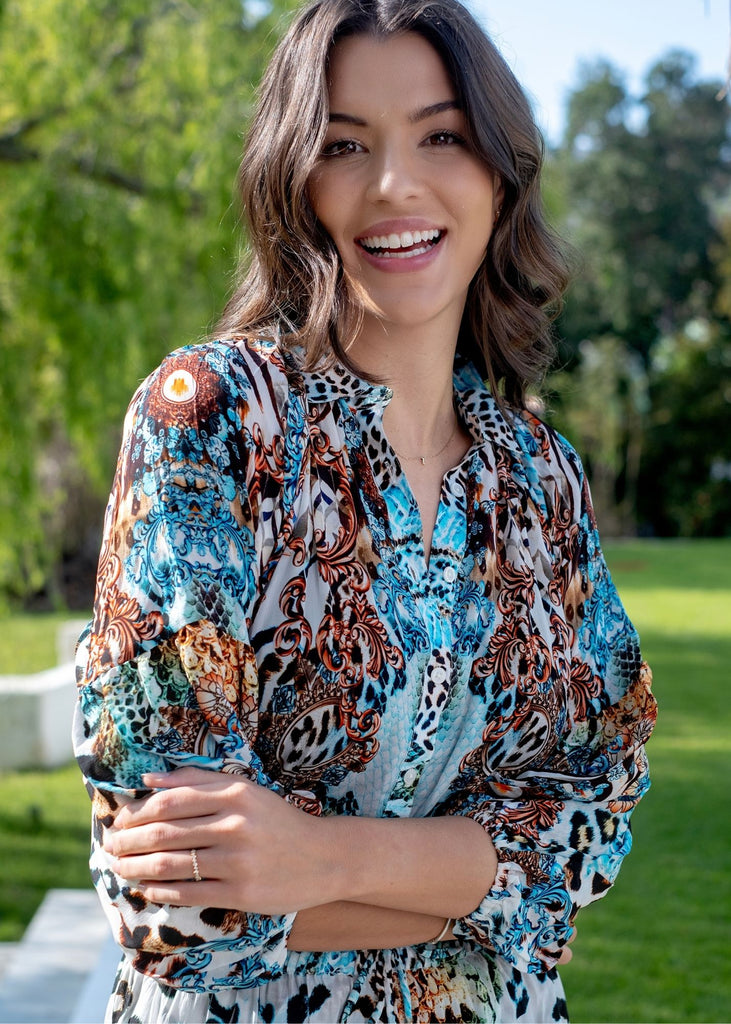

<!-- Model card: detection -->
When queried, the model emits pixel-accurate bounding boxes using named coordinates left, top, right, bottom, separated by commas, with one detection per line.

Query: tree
left=548, top=337, right=648, bottom=537
left=637, top=318, right=731, bottom=537
left=546, top=51, right=731, bottom=536
left=0, top=0, right=296, bottom=605
left=555, top=51, right=731, bottom=364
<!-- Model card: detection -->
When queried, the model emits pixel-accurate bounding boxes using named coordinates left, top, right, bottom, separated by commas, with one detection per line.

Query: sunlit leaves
left=0, top=0, right=296, bottom=603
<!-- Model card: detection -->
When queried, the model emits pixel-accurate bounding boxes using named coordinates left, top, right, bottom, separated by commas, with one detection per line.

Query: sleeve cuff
left=453, top=858, right=574, bottom=973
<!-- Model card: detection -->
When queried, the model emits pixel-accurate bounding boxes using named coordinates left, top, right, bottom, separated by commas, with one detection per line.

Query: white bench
left=0, top=664, right=77, bottom=771
left=0, top=618, right=88, bottom=771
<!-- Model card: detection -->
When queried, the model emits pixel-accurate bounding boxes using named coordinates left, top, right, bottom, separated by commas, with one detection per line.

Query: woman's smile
left=358, top=229, right=443, bottom=256
left=355, top=219, right=447, bottom=272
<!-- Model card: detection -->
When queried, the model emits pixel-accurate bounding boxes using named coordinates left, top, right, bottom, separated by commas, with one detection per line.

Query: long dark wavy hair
left=216, top=0, right=570, bottom=407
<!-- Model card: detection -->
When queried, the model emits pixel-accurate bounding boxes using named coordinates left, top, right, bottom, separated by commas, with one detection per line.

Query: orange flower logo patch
left=162, top=368, right=197, bottom=404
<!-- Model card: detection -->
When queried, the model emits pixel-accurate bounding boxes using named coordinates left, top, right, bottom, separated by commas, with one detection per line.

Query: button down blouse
left=73, top=335, right=657, bottom=1023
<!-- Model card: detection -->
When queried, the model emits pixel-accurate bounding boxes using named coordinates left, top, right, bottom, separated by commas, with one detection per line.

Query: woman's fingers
left=105, top=815, right=220, bottom=856
left=105, top=770, right=333, bottom=914
left=114, top=778, right=238, bottom=829
left=133, top=883, right=201, bottom=906
left=134, top=880, right=249, bottom=910
left=141, top=767, right=218, bottom=788
left=112, top=849, right=213, bottom=883
left=114, top=793, right=206, bottom=829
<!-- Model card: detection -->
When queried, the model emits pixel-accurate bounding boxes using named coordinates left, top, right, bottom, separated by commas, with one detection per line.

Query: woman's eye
left=426, top=130, right=464, bottom=146
left=321, top=138, right=363, bottom=157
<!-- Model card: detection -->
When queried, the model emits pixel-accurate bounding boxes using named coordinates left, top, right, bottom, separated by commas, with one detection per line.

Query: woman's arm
left=106, top=767, right=589, bottom=960
left=106, top=766, right=497, bottom=923
left=288, top=902, right=452, bottom=952
left=288, top=903, right=575, bottom=960
left=427, top=421, right=657, bottom=974
left=106, top=772, right=579, bottom=959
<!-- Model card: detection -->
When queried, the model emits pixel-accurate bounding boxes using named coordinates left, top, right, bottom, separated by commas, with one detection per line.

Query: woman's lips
left=355, top=228, right=446, bottom=270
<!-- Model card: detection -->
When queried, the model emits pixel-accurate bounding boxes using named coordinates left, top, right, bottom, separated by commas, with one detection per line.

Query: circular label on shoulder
left=162, top=368, right=197, bottom=404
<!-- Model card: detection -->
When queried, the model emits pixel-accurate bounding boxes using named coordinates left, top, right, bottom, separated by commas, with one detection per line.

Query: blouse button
left=443, top=566, right=457, bottom=584
left=403, top=768, right=418, bottom=787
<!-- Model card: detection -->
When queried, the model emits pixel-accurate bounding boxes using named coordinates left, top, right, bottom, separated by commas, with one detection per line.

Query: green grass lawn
left=0, top=611, right=89, bottom=674
left=0, top=612, right=93, bottom=941
left=0, top=540, right=729, bottom=1021
left=0, top=761, right=92, bottom=941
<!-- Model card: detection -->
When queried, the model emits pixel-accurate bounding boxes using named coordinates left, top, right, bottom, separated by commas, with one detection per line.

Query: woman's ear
left=492, top=178, right=505, bottom=227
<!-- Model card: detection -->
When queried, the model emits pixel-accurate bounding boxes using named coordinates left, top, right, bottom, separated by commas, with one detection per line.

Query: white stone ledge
left=0, top=663, right=77, bottom=771
left=0, top=889, right=115, bottom=1024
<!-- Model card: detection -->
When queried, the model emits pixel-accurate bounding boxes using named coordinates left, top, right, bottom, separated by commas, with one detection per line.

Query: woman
left=73, top=0, right=657, bottom=1021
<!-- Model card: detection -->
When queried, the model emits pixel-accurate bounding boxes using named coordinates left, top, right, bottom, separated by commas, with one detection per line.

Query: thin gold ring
left=190, top=847, right=202, bottom=883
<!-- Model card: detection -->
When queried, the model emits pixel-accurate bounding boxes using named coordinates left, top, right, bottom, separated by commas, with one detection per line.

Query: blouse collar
left=296, top=353, right=522, bottom=455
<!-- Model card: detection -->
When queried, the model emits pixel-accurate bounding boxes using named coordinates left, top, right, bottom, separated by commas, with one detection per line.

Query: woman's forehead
left=326, top=32, right=456, bottom=114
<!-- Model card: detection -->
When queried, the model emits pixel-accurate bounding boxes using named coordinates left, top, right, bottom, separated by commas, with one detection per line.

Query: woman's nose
left=365, top=145, right=423, bottom=204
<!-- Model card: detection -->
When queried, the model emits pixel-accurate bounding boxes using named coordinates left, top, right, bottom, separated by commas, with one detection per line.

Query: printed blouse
left=73, top=336, right=656, bottom=1023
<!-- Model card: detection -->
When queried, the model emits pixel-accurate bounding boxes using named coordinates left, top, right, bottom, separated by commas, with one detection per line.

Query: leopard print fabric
left=74, top=336, right=656, bottom=1022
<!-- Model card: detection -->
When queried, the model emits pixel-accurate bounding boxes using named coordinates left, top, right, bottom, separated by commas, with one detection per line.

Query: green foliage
left=556, top=51, right=730, bottom=363
left=0, top=0, right=297, bottom=605
left=548, top=336, right=648, bottom=534
left=638, top=320, right=731, bottom=535
left=547, top=51, right=731, bottom=537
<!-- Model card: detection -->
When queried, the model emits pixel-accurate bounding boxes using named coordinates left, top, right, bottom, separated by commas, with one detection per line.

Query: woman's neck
left=346, top=316, right=461, bottom=452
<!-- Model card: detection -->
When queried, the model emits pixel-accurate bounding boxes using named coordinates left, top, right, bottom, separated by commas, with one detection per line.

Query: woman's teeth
left=359, top=228, right=443, bottom=257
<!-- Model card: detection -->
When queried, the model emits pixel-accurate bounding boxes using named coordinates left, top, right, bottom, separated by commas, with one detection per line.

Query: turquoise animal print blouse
left=73, top=336, right=656, bottom=1023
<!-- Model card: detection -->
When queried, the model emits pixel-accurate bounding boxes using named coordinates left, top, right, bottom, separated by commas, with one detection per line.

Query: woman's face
left=308, top=31, right=501, bottom=337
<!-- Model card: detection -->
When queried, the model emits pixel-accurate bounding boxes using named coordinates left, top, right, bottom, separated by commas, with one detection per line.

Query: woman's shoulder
left=146, top=334, right=294, bottom=394
left=127, top=335, right=298, bottom=430
left=513, top=408, right=583, bottom=474
left=508, top=406, right=587, bottom=516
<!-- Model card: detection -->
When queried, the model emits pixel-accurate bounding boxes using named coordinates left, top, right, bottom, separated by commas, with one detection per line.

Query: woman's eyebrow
left=409, top=100, right=460, bottom=123
left=327, top=100, right=460, bottom=127
left=328, top=112, right=367, bottom=125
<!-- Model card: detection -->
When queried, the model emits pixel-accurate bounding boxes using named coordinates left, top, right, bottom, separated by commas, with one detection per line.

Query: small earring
left=493, top=206, right=502, bottom=227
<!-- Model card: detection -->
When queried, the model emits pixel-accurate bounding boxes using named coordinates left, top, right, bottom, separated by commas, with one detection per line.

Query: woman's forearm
left=288, top=814, right=495, bottom=952
left=317, top=813, right=498, bottom=920
left=108, top=770, right=497, bottom=921
left=288, top=901, right=455, bottom=952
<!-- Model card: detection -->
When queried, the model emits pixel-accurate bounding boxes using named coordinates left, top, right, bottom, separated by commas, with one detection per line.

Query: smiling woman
left=220, top=0, right=570, bottom=408
left=72, top=0, right=656, bottom=1022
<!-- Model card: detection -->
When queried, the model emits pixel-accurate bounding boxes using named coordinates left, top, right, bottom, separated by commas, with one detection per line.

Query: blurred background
left=0, top=0, right=729, bottom=608
left=0, top=2, right=729, bottom=1022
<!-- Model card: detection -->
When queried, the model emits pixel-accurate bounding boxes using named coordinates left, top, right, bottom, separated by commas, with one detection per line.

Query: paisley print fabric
left=73, top=335, right=656, bottom=1023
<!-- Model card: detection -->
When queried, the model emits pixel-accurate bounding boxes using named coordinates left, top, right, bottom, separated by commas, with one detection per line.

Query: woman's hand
left=103, top=766, right=338, bottom=914
left=557, top=926, right=577, bottom=966
left=103, top=766, right=497, bottom=929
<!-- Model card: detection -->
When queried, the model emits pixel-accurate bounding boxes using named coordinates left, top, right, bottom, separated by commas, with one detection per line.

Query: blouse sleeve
left=444, top=433, right=657, bottom=974
left=72, top=342, right=299, bottom=991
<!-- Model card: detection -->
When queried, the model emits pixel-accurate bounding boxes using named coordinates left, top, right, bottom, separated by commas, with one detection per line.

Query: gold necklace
left=391, top=420, right=459, bottom=466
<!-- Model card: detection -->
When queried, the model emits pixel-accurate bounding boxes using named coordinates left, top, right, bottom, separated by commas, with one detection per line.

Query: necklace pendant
left=420, top=456, right=426, bottom=466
